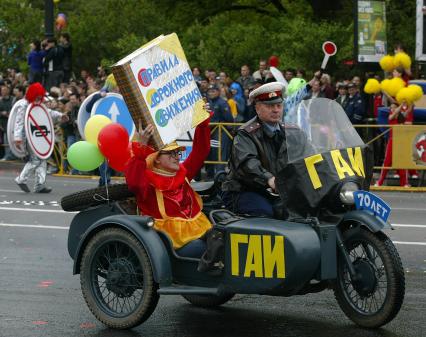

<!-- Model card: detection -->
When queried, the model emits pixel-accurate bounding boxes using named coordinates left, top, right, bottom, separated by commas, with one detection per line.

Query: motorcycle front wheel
left=80, top=228, right=159, bottom=329
left=334, top=228, right=405, bottom=328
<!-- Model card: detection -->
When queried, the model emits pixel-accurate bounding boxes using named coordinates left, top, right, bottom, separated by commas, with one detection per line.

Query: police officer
left=345, top=83, right=365, bottom=124
left=221, top=82, right=309, bottom=219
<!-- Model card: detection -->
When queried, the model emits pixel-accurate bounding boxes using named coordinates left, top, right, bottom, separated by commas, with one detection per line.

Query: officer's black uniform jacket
left=222, top=116, right=309, bottom=194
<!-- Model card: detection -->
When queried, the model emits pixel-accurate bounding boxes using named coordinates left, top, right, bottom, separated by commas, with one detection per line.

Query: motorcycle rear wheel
left=80, top=228, right=159, bottom=329
left=334, top=228, right=405, bottom=328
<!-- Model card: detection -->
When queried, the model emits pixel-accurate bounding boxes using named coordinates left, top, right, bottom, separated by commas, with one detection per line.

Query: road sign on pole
left=91, top=93, right=135, bottom=139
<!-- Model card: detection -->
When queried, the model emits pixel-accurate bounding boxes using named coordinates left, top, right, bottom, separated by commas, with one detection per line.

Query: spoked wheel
left=80, top=228, right=159, bottom=329
left=334, top=228, right=405, bottom=328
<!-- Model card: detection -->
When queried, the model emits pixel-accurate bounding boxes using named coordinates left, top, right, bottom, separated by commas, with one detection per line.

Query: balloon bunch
left=379, top=53, right=411, bottom=72
left=67, top=115, right=132, bottom=172
left=56, top=13, right=67, bottom=30
left=365, top=52, right=423, bottom=104
left=364, top=77, right=423, bottom=105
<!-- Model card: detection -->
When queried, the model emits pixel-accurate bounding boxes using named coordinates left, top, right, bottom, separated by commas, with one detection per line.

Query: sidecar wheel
left=334, top=228, right=405, bottom=328
left=182, top=293, right=235, bottom=308
left=80, top=228, right=159, bottom=329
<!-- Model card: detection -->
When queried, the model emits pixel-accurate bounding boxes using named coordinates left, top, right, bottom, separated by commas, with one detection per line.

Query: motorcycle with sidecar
left=62, top=98, right=405, bottom=330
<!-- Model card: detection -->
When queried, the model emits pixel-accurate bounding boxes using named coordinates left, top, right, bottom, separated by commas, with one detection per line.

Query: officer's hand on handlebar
left=268, top=176, right=276, bottom=191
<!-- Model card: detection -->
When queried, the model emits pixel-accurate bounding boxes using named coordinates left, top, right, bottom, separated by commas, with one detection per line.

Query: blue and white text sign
left=354, top=190, right=391, bottom=223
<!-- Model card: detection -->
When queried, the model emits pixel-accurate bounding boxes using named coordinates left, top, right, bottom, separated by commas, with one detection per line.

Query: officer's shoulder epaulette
left=241, top=117, right=261, bottom=133
left=243, top=121, right=261, bottom=133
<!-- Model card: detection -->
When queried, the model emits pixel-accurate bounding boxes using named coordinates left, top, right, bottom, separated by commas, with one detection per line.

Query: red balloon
left=108, top=147, right=131, bottom=172
left=98, top=123, right=129, bottom=160
left=269, top=55, right=279, bottom=68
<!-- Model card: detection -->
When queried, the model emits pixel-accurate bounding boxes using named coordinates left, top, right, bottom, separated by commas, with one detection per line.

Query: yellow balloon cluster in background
left=379, top=55, right=395, bottom=72
left=364, top=78, right=381, bottom=94
left=379, top=53, right=412, bottom=72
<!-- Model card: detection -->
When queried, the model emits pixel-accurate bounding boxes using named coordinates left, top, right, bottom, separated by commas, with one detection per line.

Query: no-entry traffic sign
left=24, top=103, right=55, bottom=160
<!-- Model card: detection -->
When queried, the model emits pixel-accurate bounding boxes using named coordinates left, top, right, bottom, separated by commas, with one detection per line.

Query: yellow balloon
left=379, top=55, right=395, bottom=72
left=364, top=78, right=381, bottom=94
left=380, top=79, right=391, bottom=95
left=407, top=84, right=423, bottom=101
left=84, top=115, right=112, bottom=146
left=396, top=87, right=412, bottom=104
left=386, top=77, right=405, bottom=97
left=393, top=52, right=412, bottom=70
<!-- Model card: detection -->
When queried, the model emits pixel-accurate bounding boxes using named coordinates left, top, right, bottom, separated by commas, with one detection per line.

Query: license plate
left=353, top=190, right=391, bottom=223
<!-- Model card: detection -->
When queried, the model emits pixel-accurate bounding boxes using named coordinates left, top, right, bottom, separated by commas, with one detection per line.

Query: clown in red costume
left=14, top=82, right=67, bottom=193
left=125, top=114, right=212, bottom=257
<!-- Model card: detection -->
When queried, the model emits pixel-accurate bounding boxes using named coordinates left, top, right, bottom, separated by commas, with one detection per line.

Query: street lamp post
left=45, top=0, right=54, bottom=38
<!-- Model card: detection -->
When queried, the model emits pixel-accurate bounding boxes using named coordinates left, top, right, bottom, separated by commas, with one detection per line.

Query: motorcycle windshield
left=277, top=98, right=370, bottom=215
left=287, top=98, right=365, bottom=164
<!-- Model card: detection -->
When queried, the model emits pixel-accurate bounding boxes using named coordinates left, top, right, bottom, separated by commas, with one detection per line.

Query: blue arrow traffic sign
left=91, top=93, right=135, bottom=139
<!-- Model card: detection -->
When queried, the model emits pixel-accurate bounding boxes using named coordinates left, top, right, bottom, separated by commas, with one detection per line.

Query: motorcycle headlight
left=339, top=182, right=359, bottom=205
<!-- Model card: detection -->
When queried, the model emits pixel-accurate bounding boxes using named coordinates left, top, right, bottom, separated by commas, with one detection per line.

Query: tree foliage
left=0, top=0, right=417, bottom=79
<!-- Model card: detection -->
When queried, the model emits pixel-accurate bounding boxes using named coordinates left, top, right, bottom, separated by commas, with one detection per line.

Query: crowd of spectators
left=0, top=36, right=419, bottom=185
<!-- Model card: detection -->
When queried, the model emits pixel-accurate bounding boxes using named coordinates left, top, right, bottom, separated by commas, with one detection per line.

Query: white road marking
left=0, top=223, right=69, bottom=230
left=0, top=207, right=74, bottom=213
left=392, top=224, right=426, bottom=228
left=393, top=241, right=426, bottom=246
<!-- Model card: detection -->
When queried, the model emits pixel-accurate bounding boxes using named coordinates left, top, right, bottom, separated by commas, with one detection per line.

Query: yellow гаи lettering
left=330, top=150, right=355, bottom=179
left=244, top=235, right=263, bottom=277
left=347, top=147, right=365, bottom=177
left=263, top=235, right=285, bottom=278
left=230, top=234, right=248, bottom=276
left=304, top=154, right=324, bottom=189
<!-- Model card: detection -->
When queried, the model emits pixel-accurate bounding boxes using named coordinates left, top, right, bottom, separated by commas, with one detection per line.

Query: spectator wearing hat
left=345, top=83, right=365, bottom=125
left=335, top=83, right=349, bottom=110
left=205, top=84, right=233, bottom=179
left=221, top=82, right=309, bottom=219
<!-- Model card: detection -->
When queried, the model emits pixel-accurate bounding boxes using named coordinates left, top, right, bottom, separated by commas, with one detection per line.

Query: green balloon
left=67, top=141, right=105, bottom=171
left=287, top=78, right=307, bottom=96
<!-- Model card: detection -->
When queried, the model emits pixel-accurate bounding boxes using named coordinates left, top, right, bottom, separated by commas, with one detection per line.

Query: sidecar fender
left=338, top=210, right=393, bottom=233
left=72, top=214, right=173, bottom=286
